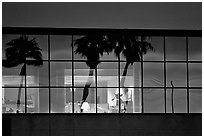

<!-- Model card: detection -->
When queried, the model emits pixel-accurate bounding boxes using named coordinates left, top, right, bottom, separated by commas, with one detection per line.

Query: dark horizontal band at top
left=2, top=27, right=202, bottom=37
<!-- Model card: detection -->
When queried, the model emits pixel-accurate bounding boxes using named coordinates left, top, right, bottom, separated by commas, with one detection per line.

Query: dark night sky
left=2, top=2, right=201, bottom=29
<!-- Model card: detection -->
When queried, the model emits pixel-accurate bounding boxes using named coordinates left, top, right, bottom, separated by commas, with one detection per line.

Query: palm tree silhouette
left=3, top=35, right=43, bottom=113
left=74, top=35, right=114, bottom=108
left=109, top=34, right=154, bottom=112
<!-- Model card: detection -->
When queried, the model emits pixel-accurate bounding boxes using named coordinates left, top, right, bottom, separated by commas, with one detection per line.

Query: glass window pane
left=190, top=89, right=202, bottom=113
left=73, top=35, right=86, bottom=60
left=144, top=37, right=164, bottom=61
left=144, top=88, right=165, bottom=113
left=133, top=88, right=142, bottom=113
left=26, top=62, right=49, bottom=87
left=2, top=88, right=25, bottom=113
left=96, top=87, right=137, bottom=113
left=120, top=62, right=134, bottom=87
left=166, top=37, right=186, bottom=61
left=65, top=87, right=74, bottom=113
left=74, top=88, right=96, bottom=113
left=28, top=35, right=48, bottom=60
left=167, top=89, right=187, bottom=113
left=96, top=88, right=110, bottom=113
left=188, top=37, right=202, bottom=61
left=51, top=62, right=72, bottom=86
left=189, top=63, right=202, bottom=87
left=105, top=87, right=119, bottom=113
left=50, top=35, right=72, bottom=59
left=98, top=62, right=118, bottom=87
left=3, top=35, right=48, bottom=60
left=3, top=65, right=25, bottom=87
left=167, top=63, right=187, bottom=87
left=26, top=88, right=49, bottom=113
left=166, top=88, right=173, bottom=113
left=74, top=62, right=96, bottom=87
left=144, top=63, right=164, bottom=87
left=109, top=88, right=141, bottom=113
left=2, top=34, right=20, bottom=60
left=51, top=88, right=66, bottom=113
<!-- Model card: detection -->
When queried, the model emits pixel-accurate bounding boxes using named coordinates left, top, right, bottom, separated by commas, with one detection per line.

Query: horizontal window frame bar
left=2, top=113, right=202, bottom=115
left=2, top=86, right=202, bottom=89
left=2, top=59, right=202, bottom=63
left=3, top=27, right=202, bottom=37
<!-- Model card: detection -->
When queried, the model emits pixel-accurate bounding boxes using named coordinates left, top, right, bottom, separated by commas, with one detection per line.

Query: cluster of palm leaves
left=74, top=34, right=154, bottom=106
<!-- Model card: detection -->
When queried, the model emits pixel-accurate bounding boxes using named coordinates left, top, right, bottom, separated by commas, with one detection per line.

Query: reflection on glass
left=144, top=88, right=165, bottom=113
left=190, top=89, right=202, bottom=113
left=144, top=63, right=164, bottom=87
left=51, top=62, right=72, bottom=86
left=144, top=37, right=164, bottom=61
left=189, top=63, right=202, bottom=87
left=188, top=37, right=202, bottom=61
left=26, top=88, right=49, bottom=113
left=50, top=35, right=72, bottom=59
left=167, top=63, right=187, bottom=87
left=166, top=37, right=186, bottom=61
left=26, top=62, right=49, bottom=87
left=2, top=88, right=25, bottom=113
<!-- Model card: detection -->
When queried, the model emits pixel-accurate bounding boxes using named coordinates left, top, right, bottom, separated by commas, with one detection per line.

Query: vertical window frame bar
left=71, top=35, right=75, bottom=114
left=141, top=42, right=144, bottom=113
left=118, top=55, right=121, bottom=113
left=25, top=60, right=27, bottom=113
left=48, top=35, right=51, bottom=114
left=163, top=36, right=167, bottom=113
left=95, top=67, right=98, bottom=113
left=186, top=37, right=189, bottom=113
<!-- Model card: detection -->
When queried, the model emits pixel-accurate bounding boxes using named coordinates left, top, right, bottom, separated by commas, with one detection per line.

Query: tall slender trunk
left=170, top=81, right=174, bottom=113
left=81, top=68, right=94, bottom=102
left=121, top=62, right=130, bottom=87
left=120, top=62, right=130, bottom=113
left=16, top=63, right=26, bottom=113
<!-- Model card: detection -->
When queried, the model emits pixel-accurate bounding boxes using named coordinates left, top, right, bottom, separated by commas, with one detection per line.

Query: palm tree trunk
left=120, top=62, right=130, bottom=113
left=81, top=68, right=94, bottom=102
left=16, top=77, right=24, bottom=113
left=16, top=63, right=26, bottom=113
left=121, top=62, right=130, bottom=87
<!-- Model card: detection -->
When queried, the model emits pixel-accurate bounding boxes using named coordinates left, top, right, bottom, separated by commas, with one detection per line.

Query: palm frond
left=4, top=35, right=43, bottom=68
left=3, top=60, right=23, bottom=68
left=74, top=34, right=115, bottom=68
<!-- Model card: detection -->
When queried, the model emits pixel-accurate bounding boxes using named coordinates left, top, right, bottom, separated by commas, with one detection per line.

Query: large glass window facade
left=2, top=28, right=202, bottom=113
